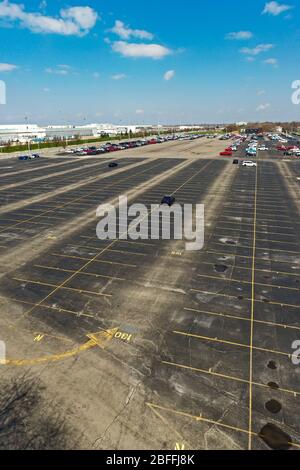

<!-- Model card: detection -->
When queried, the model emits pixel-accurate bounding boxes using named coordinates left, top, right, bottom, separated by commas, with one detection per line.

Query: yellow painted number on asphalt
left=34, top=334, right=45, bottom=343
left=114, top=332, right=133, bottom=342
left=175, top=443, right=185, bottom=450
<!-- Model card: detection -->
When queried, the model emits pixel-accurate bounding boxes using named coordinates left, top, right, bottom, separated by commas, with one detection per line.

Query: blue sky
left=0, top=0, right=299, bottom=124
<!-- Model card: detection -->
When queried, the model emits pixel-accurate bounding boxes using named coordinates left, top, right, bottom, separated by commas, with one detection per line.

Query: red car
left=106, top=145, right=119, bottom=152
left=220, top=150, right=232, bottom=156
left=287, top=146, right=298, bottom=151
left=277, top=145, right=287, bottom=151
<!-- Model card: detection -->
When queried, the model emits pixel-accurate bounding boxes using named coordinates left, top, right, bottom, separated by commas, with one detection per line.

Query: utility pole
left=25, top=116, right=31, bottom=154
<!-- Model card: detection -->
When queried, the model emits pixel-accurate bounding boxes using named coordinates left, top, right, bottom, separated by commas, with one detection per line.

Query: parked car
left=243, top=161, right=257, bottom=167
left=233, top=159, right=239, bottom=165
left=220, top=150, right=232, bottom=156
left=18, top=155, right=29, bottom=161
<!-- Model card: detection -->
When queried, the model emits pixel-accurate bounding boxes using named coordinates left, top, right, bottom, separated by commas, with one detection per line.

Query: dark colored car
left=161, top=196, right=176, bottom=207
left=29, top=153, right=40, bottom=159
left=109, top=162, right=118, bottom=168
left=18, top=155, right=29, bottom=161
left=233, top=159, right=239, bottom=165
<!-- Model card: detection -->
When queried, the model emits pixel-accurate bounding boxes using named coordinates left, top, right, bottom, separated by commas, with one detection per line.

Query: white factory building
left=0, top=124, right=46, bottom=143
left=0, top=123, right=156, bottom=143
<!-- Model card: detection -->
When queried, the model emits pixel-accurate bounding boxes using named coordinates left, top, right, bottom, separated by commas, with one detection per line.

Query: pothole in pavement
left=214, top=265, right=228, bottom=273
left=259, top=423, right=292, bottom=450
left=268, top=382, right=279, bottom=390
left=219, top=238, right=238, bottom=246
left=268, top=360, right=277, bottom=370
left=265, top=400, right=282, bottom=414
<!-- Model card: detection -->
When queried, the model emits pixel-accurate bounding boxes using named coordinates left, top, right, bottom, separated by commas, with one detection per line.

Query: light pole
left=25, top=116, right=31, bottom=154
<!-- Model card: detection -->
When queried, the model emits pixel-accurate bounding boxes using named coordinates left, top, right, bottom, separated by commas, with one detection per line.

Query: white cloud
left=92, top=72, right=100, bottom=78
left=61, top=6, right=98, bottom=30
left=0, top=62, right=18, bottom=71
left=262, top=1, right=293, bottom=15
left=240, top=44, right=274, bottom=55
left=0, top=1, right=98, bottom=36
left=136, top=109, right=144, bottom=114
left=111, top=20, right=153, bottom=40
left=263, top=57, right=279, bottom=67
left=45, top=65, right=71, bottom=75
left=43, top=87, right=50, bottom=92
left=164, top=70, right=175, bottom=81
left=257, top=89, right=266, bottom=95
left=226, top=31, right=253, bottom=40
left=111, top=41, right=172, bottom=59
left=111, top=73, right=126, bottom=80
left=256, top=103, right=270, bottom=111
left=245, top=57, right=255, bottom=62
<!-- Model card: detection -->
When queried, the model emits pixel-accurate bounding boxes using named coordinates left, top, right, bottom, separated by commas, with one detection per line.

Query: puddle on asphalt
left=219, top=237, right=237, bottom=246
left=268, top=382, right=279, bottom=390
left=265, top=400, right=282, bottom=414
left=259, top=423, right=292, bottom=450
left=268, top=361, right=277, bottom=370
left=214, top=265, right=228, bottom=273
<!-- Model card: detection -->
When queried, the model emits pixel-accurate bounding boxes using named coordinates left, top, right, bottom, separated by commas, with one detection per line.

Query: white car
left=258, top=146, right=268, bottom=151
left=243, top=161, right=257, bottom=167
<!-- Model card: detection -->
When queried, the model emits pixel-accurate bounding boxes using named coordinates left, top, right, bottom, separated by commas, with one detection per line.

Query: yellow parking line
left=191, top=288, right=300, bottom=309
left=215, top=226, right=296, bottom=238
left=220, top=235, right=298, bottom=246
left=249, top=162, right=258, bottom=450
left=66, top=243, right=147, bottom=256
left=0, top=295, right=95, bottom=318
left=195, top=273, right=300, bottom=291
left=222, top=213, right=291, bottom=222
left=79, top=235, right=156, bottom=247
left=13, top=277, right=112, bottom=298
left=184, top=307, right=300, bottom=331
left=147, top=402, right=252, bottom=437
left=211, top=242, right=300, bottom=255
left=196, top=260, right=300, bottom=277
left=217, top=220, right=294, bottom=230
left=52, top=253, right=137, bottom=268
left=162, top=361, right=300, bottom=397
left=34, top=265, right=125, bottom=281
left=204, top=250, right=300, bottom=265
left=173, top=330, right=292, bottom=358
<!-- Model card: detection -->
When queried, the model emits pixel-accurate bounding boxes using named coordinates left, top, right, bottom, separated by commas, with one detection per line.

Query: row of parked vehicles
left=219, top=137, right=246, bottom=156
left=277, top=145, right=300, bottom=156
left=18, top=153, right=40, bottom=161
left=62, top=134, right=203, bottom=157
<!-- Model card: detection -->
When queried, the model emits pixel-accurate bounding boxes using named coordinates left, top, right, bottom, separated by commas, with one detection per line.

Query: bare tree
left=0, top=373, right=78, bottom=450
